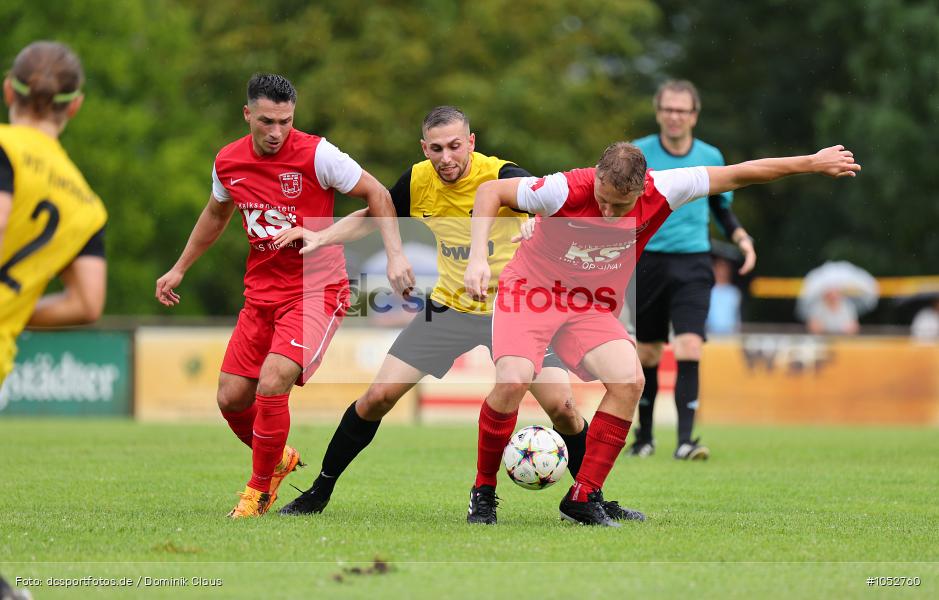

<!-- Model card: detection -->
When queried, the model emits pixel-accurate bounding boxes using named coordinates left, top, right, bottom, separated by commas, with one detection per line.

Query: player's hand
left=155, top=268, right=184, bottom=307
left=511, top=218, right=537, bottom=243
left=273, top=226, right=324, bottom=255
left=737, top=236, right=756, bottom=275
left=812, top=145, right=861, bottom=178
left=386, top=252, right=416, bottom=297
left=464, top=257, right=491, bottom=301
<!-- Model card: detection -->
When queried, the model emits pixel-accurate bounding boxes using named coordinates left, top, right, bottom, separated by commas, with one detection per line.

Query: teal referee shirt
left=633, top=134, right=732, bottom=253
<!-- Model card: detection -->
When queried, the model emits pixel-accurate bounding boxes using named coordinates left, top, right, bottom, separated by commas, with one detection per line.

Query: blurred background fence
left=2, top=1, right=937, bottom=424
left=3, top=326, right=937, bottom=425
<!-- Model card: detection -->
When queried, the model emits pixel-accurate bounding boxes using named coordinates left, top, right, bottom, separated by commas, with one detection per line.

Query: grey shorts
left=388, top=299, right=566, bottom=378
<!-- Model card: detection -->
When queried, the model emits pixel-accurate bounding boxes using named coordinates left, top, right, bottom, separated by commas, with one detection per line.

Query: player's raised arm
left=155, top=193, right=235, bottom=307
left=275, top=166, right=413, bottom=255
left=706, top=145, right=860, bottom=196
left=465, top=178, right=523, bottom=299
left=273, top=207, right=376, bottom=254
left=345, top=170, right=415, bottom=296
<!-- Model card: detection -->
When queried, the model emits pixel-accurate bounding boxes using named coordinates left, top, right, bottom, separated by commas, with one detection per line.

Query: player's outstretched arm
left=465, top=178, right=523, bottom=299
left=706, top=145, right=860, bottom=196
left=272, top=208, right=376, bottom=254
left=346, top=170, right=415, bottom=296
left=28, top=255, right=106, bottom=326
left=155, top=194, right=235, bottom=307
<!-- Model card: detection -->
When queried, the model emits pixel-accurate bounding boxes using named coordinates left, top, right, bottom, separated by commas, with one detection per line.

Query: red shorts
left=491, top=274, right=633, bottom=381
left=221, top=283, right=349, bottom=386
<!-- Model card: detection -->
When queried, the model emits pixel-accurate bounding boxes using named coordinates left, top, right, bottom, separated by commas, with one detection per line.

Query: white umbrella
left=797, top=261, right=879, bottom=319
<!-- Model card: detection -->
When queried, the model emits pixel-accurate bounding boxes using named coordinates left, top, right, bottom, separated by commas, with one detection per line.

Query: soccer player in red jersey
left=155, top=74, right=414, bottom=518
left=464, top=142, right=859, bottom=525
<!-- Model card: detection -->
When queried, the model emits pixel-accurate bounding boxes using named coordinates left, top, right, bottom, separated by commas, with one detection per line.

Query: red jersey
left=505, top=166, right=710, bottom=315
left=212, top=130, right=362, bottom=301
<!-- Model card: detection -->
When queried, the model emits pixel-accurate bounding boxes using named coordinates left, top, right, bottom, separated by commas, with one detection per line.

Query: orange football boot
left=227, top=486, right=271, bottom=519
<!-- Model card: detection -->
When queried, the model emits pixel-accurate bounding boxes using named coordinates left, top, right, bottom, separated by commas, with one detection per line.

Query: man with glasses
left=627, top=80, right=756, bottom=460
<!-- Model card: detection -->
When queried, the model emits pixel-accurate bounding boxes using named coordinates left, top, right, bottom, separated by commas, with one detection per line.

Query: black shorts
left=388, top=299, right=566, bottom=378
left=634, top=251, right=714, bottom=343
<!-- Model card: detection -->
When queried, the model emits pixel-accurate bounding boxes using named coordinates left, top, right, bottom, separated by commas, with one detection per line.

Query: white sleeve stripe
left=650, top=167, right=710, bottom=210
left=315, top=138, right=364, bottom=194
left=515, top=173, right=568, bottom=216
left=211, top=165, right=230, bottom=202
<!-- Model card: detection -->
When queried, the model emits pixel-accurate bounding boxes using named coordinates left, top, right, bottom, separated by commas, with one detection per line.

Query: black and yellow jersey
left=390, top=152, right=529, bottom=314
left=0, top=124, right=107, bottom=381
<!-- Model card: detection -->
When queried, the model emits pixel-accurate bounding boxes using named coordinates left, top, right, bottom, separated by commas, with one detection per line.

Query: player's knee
left=494, top=381, right=530, bottom=403
left=637, top=342, right=664, bottom=367
left=545, top=396, right=580, bottom=432
left=673, top=334, right=704, bottom=361
left=256, top=373, right=293, bottom=396
left=359, top=385, right=401, bottom=418
left=256, top=360, right=299, bottom=396
left=217, top=390, right=252, bottom=413
left=606, top=381, right=645, bottom=408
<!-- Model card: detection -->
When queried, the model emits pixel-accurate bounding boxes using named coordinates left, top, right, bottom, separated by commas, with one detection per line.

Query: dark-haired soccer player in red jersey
left=155, top=74, right=414, bottom=519
left=465, top=142, right=859, bottom=526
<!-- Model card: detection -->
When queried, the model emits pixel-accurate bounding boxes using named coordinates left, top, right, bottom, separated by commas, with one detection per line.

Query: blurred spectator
left=806, top=288, right=860, bottom=335
left=911, top=298, right=939, bottom=342
left=797, top=261, right=877, bottom=335
left=706, top=256, right=742, bottom=334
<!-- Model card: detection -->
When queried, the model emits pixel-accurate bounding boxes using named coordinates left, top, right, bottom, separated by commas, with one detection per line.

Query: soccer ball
left=502, top=426, right=569, bottom=490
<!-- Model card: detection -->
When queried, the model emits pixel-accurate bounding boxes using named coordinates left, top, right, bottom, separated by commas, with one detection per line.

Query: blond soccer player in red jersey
left=464, top=142, right=859, bottom=525
left=155, top=74, right=414, bottom=518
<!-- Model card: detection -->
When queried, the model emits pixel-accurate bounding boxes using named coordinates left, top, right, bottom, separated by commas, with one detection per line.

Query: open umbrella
left=796, top=261, right=879, bottom=320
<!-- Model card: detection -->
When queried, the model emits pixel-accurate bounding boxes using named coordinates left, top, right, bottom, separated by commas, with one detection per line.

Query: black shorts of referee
left=634, top=251, right=715, bottom=343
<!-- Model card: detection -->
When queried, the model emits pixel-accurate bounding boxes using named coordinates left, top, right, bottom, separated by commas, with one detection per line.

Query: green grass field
left=2, top=419, right=937, bottom=599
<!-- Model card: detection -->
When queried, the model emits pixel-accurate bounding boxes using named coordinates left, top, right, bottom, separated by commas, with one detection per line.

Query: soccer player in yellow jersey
left=275, top=107, right=631, bottom=522
left=0, top=41, right=107, bottom=385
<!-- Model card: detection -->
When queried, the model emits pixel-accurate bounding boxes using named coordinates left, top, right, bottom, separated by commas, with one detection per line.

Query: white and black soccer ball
left=502, top=425, right=568, bottom=490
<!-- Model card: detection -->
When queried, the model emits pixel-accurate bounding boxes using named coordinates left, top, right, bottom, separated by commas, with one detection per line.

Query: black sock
left=675, top=360, right=700, bottom=444
left=317, top=402, right=382, bottom=490
left=636, top=365, right=659, bottom=443
left=555, top=418, right=588, bottom=478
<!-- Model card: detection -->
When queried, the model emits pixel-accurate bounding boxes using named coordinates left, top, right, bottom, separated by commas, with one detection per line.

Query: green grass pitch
left=1, top=419, right=937, bottom=599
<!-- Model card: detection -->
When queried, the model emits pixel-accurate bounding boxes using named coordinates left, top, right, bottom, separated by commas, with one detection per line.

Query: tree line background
left=3, top=0, right=936, bottom=322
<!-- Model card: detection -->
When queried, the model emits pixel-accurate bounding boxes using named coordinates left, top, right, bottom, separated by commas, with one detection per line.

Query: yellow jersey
left=394, top=152, right=528, bottom=314
left=0, top=124, right=107, bottom=381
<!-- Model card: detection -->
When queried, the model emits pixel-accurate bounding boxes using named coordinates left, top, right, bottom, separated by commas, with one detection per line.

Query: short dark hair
left=422, top=106, right=469, bottom=136
left=654, top=79, right=701, bottom=112
left=247, top=73, right=297, bottom=104
left=596, top=142, right=647, bottom=195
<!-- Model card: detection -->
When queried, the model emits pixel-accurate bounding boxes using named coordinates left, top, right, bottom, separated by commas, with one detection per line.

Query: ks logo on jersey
left=242, top=207, right=295, bottom=239
left=279, top=172, right=302, bottom=199
left=563, top=240, right=636, bottom=265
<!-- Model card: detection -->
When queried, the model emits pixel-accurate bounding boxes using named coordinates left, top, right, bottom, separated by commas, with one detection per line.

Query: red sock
left=247, top=393, right=290, bottom=493
left=474, top=401, right=518, bottom=488
left=221, top=403, right=257, bottom=448
left=571, top=411, right=631, bottom=502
